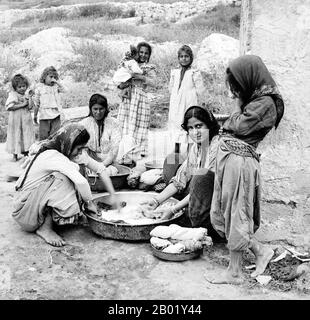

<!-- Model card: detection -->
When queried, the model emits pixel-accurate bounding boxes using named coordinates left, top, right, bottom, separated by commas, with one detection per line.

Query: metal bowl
left=87, top=164, right=131, bottom=192
left=85, top=191, right=184, bottom=241
left=144, top=159, right=164, bottom=171
left=150, top=244, right=203, bottom=262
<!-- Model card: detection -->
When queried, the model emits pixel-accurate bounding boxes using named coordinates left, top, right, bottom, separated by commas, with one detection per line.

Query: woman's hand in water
left=153, top=207, right=174, bottom=221
left=140, top=198, right=159, bottom=210
left=110, top=194, right=121, bottom=212
left=84, top=200, right=99, bottom=216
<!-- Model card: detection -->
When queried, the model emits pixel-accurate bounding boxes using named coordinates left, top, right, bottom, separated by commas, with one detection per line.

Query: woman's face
left=186, top=117, right=209, bottom=144
left=138, top=46, right=150, bottom=63
left=70, top=143, right=86, bottom=159
left=91, top=103, right=107, bottom=121
left=178, top=51, right=191, bottom=67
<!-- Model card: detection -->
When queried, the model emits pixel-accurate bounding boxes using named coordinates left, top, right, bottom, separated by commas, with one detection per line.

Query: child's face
left=178, top=51, right=192, bottom=67
left=45, top=73, right=58, bottom=86
left=16, top=83, right=27, bottom=95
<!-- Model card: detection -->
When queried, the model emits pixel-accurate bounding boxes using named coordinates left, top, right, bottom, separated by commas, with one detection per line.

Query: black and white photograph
left=0, top=0, right=309, bottom=305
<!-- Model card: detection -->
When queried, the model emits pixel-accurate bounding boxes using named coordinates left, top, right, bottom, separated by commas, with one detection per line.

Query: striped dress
left=117, top=63, right=156, bottom=156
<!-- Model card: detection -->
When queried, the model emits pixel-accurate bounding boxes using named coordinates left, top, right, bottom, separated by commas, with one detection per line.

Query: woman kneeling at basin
left=13, top=123, right=118, bottom=247
left=142, top=106, right=220, bottom=229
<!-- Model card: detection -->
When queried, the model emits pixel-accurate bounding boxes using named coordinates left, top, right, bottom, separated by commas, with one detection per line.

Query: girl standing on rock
left=205, top=55, right=285, bottom=284
left=168, top=45, right=205, bottom=154
left=117, top=42, right=156, bottom=159
left=5, top=74, right=35, bottom=161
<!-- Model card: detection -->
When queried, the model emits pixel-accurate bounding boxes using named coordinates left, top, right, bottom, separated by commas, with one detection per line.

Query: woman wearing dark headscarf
left=13, top=123, right=118, bottom=247
left=117, top=42, right=156, bottom=158
left=168, top=45, right=205, bottom=153
left=205, top=55, right=284, bottom=284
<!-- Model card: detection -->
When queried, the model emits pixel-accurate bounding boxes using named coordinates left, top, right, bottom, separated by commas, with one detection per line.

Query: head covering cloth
left=228, top=55, right=284, bottom=129
left=16, top=123, right=87, bottom=191
left=178, top=45, right=194, bottom=89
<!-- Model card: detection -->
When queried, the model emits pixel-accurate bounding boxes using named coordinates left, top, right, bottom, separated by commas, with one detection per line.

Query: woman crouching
left=12, top=123, right=118, bottom=247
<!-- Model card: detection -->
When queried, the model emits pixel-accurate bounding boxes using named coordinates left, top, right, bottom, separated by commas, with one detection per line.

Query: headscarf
left=88, top=93, right=109, bottom=146
left=178, top=45, right=194, bottom=89
left=16, top=124, right=88, bottom=191
left=228, top=55, right=284, bottom=129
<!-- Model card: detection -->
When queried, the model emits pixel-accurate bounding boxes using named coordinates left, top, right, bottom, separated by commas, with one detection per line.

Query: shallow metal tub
left=85, top=191, right=183, bottom=241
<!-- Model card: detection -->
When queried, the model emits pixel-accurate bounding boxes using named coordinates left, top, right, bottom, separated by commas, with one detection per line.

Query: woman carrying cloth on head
left=205, top=55, right=285, bottom=284
left=12, top=124, right=118, bottom=247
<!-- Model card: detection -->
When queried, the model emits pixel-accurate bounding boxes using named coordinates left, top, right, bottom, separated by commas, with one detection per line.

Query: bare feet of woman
left=251, top=246, right=274, bottom=278
left=36, top=214, right=66, bottom=247
left=204, top=270, right=244, bottom=285
left=205, top=250, right=244, bottom=285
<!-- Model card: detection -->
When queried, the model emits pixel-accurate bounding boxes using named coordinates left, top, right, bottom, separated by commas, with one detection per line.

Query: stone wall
left=240, top=0, right=310, bottom=206
left=0, top=0, right=240, bottom=27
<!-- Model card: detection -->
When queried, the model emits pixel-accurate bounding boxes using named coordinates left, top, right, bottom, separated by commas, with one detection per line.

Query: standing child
left=33, top=66, right=65, bottom=140
left=113, top=44, right=143, bottom=100
left=5, top=74, right=35, bottom=161
left=168, top=45, right=205, bottom=154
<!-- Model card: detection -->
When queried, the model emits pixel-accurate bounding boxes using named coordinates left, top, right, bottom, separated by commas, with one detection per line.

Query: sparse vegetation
left=65, top=41, right=122, bottom=83
left=0, top=2, right=241, bottom=141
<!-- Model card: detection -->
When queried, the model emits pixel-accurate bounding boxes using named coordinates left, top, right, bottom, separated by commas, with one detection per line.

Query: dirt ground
left=0, top=131, right=310, bottom=300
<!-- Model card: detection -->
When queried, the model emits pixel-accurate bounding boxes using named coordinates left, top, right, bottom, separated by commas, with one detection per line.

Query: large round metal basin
left=87, top=164, right=130, bottom=192
left=85, top=191, right=183, bottom=241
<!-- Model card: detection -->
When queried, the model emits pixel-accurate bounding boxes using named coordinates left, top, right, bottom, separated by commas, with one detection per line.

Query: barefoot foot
left=36, top=214, right=65, bottom=247
left=251, top=247, right=274, bottom=278
left=36, top=228, right=66, bottom=247
left=204, top=270, right=244, bottom=285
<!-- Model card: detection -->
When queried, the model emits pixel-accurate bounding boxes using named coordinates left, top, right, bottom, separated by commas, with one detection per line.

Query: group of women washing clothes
left=12, top=43, right=284, bottom=284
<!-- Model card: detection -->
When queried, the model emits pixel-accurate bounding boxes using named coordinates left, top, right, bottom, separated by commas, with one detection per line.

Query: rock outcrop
left=240, top=0, right=310, bottom=206
left=0, top=0, right=241, bottom=28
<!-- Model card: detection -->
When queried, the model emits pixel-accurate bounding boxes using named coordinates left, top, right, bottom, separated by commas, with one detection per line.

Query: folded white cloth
left=140, top=169, right=162, bottom=185
left=150, top=237, right=172, bottom=250
left=162, top=243, right=185, bottom=254
left=150, top=224, right=208, bottom=242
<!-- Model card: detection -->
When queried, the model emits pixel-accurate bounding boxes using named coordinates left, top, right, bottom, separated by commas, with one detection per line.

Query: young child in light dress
left=113, top=45, right=143, bottom=100
left=33, top=66, right=65, bottom=140
left=168, top=45, right=205, bottom=154
left=5, top=74, right=35, bottom=161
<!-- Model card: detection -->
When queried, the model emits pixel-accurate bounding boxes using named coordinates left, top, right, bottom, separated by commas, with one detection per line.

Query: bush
left=65, top=41, right=122, bottom=83
left=37, top=9, right=67, bottom=23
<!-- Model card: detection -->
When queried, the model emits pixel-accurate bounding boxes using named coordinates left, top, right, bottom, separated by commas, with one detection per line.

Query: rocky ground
left=0, top=129, right=309, bottom=300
